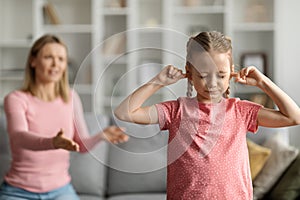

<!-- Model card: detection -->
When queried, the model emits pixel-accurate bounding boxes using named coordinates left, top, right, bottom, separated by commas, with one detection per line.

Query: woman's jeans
left=0, top=181, right=79, bottom=200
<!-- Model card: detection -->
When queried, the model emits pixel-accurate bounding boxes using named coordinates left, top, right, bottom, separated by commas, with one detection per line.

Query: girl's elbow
left=293, top=111, right=300, bottom=125
left=114, top=110, right=123, bottom=120
left=294, top=118, right=300, bottom=125
left=288, top=115, right=300, bottom=126
left=114, top=107, right=123, bottom=119
left=114, top=109, right=130, bottom=122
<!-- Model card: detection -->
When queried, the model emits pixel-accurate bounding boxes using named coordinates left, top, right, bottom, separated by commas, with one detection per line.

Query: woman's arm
left=234, top=66, right=300, bottom=127
left=72, top=90, right=128, bottom=153
left=4, top=92, right=55, bottom=151
left=114, top=65, right=186, bottom=124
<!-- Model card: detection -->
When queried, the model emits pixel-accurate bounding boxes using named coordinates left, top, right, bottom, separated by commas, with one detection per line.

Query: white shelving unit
left=228, top=0, right=276, bottom=106
left=0, top=0, right=34, bottom=105
left=36, top=0, right=94, bottom=112
left=91, top=0, right=130, bottom=115
left=0, top=0, right=277, bottom=113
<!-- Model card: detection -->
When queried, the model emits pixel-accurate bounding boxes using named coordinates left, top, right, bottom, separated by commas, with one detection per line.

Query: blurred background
left=0, top=0, right=299, bottom=147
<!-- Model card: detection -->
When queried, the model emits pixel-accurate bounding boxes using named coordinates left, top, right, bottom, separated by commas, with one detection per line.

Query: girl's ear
left=185, top=64, right=192, bottom=80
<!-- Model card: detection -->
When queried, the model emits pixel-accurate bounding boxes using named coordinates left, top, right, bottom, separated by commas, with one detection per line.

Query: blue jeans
left=0, top=181, right=79, bottom=200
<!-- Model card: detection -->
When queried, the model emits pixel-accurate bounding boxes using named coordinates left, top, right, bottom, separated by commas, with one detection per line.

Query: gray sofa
left=0, top=111, right=167, bottom=200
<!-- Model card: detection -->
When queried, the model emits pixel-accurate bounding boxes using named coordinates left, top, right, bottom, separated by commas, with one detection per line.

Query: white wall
left=275, top=0, right=300, bottom=147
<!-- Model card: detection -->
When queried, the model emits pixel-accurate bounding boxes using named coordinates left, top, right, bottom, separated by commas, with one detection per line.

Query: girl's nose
left=206, top=75, right=218, bottom=88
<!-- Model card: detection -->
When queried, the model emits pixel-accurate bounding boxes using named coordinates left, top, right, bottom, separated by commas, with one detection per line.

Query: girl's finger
left=168, top=65, right=174, bottom=75
left=179, top=72, right=187, bottom=79
left=119, top=126, right=126, bottom=132
left=230, top=72, right=239, bottom=80
left=240, top=67, right=246, bottom=77
left=174, top=70, right=183, bottom=78
left=244, top=67, right=251, bottom=76
left=240, top=68, right=248, bottom=79
left=244, top=66, right=255, bottom=76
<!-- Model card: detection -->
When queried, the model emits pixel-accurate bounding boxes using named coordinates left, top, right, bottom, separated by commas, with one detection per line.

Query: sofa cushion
left=78, top=194, right=105, bottom=200
left=69, top=114, right=110, bottom=197
left=247, top=139, right=271, bottom=180
left=70, top=143, right=108, bottom=197
left=0, top=154, right=11, bottom=183
left=107, top=193, right=166, bottom=200
left=107, top=120, right=167, bottom=196
left=0, top=112, right=11, bottom=183
left=0, top=112, right=9, bottom=155
left=268, top=154, right=300, bottom=200
left=253, top=134, right=299, bottom=199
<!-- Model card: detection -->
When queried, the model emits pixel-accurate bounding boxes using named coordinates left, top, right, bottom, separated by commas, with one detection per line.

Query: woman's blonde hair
left=186, top=31, right=233, bottom=98
left=22, top=34, right=70, bottom=102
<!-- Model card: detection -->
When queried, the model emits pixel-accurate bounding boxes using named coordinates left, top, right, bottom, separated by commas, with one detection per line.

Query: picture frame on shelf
left=241, top=52, right=267, bottom=75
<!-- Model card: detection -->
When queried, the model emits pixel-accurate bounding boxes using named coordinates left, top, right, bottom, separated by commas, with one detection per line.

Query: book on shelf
left=107, top=0, right=127, bottom=8
left=43, top=3, right=61, bottom=25
left=102, top=34, right=126, bottom=55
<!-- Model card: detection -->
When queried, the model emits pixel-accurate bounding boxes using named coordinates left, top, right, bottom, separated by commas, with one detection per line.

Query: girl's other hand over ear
left=155, top=65, right=186, bottom=86
left=53, top=129, right=80, bottom=152
left=232, top=66, right=265, bottom=87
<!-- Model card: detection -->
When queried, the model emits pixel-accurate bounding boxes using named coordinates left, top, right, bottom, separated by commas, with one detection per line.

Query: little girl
left=114, top=31, right=300, bottom=199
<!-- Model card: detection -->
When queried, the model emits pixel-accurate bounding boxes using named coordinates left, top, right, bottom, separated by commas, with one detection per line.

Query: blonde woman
left=0, top=34, right=128, bottom=200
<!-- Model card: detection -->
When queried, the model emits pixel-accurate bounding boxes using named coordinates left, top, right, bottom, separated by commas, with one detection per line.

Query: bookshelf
left=228, top=0, right=276, bottom=106
left=0, top=0, right=278, bottom=113
left=0, top=0, right=33, bottom=105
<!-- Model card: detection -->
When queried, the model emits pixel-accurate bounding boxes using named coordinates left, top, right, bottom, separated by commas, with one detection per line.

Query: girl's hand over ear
left=155, top=65, right=186, bottom=86
left=233, top=66, right=265, bottom=88
left=53, top=129, right=80, bottom=151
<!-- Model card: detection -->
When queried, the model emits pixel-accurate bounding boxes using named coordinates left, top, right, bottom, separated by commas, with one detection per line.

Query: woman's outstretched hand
left=232, top=66, right=265, bottom=87
left=100, top=126, right=129, bottom=144
left=155, top=65, right=186, bottom=86
left=53, top=129, right=80, bottom=151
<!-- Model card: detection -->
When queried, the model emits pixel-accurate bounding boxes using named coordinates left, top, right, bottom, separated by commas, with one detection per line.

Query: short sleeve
left=237, top=100, right=263, bottom=133
left=155, top=100, right=180, bottom=130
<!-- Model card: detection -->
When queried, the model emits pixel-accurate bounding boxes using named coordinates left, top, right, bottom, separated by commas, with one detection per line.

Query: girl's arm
left=114, top=65, right=186, bottom=124
left=234, top=66, right=300, bottom=127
